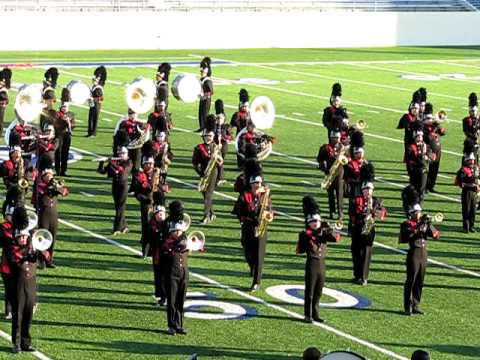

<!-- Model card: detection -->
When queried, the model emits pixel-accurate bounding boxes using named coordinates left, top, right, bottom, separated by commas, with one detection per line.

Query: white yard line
left=0, top=330, right=53, bottom=360
left=268, top=182, right=282, bottom=188
left=301, top=180, right=316, bottom=186
left=217, top=58, right=480, bottom=66
left=292, top=112, right=305, bottom=117
left=103, top=118, right=112, bottom=123
left=80, top=191, right=95, bottom=197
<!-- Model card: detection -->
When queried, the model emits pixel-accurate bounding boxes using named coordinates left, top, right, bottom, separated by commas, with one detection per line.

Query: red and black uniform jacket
left=0, top=88, right=8, bottom=107
left=230, top=110, right=251, bottom=133
left=400, top=218, right=439, bottom=250
left=159, top=232, right=189, bottom=273
left=192, top=143, right=212, bottom=177
left=456, top=165, right=479, bottom=191
left=119, top=118, right=145, bottom=141
left=406, top=142, right=431, bottom=171
left=37, top=137, right=56, bottom=156
left=33, top=178, right=66, bottom=210
left=133, top=169, right=154, bottom=204
left=215, top=123, right=233, bottom=145
left=148, top=217, right=165, bottom=264
left=54, top=110, right=76, bottom=136
left=91, top=85, right=104, bottom=103
left=6, top=243, right=50, bottom=279
left=152, top=141, right=173, bottom=170
left=147, top=111, right=172, bottom=134
left=397, top=112, right=420, bottom=146
left=296, top=224, right=338, bottom=260
left=156, top=80, right=169, bottom=103
left=98, top=159, right=132, bottom=183
left=0, top=159, right=19, bottom=188
left=233, top=190, right=262, bottom=225
left=423, top=123, right=445, bottom=158
left=344, top=159, right=365, bottom=196
left=316, top=143, right=336, bottom=174
left=0, top=221, right=13, bottom=275
left=200, top=76, right=213, bottom=100
left=463, top=115, right=479, bottom=141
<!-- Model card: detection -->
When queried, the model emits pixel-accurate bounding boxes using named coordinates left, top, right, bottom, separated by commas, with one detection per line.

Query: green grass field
left=0, top=47, right=479, bottom=360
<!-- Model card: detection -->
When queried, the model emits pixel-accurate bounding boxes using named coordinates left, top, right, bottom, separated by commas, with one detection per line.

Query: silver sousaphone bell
left=32, top=229, right=53, bottom=252
left=186, top=230, right=205, bottom=252
left=26, top=210, right=38, bottom=232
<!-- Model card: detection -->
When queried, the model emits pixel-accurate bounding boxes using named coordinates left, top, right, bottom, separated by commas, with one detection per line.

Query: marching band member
left=115, top=108, right=147, bottom=171
left=400, top=204, right=440, bottom=316
left=40, top=67, right=59, bottom=130
left=230, top=89, right=251, bottom=135
left=463, top=93, right=479, bottom=162
left=54, top=89, right=76, bottom=176
left=344, top=131, right=366, bottom=198
left=406, top=129, right=432, bottom=201
left=397, top=90, right=422, bottom=156
left=197, top=57, right=213, bottom=132
left=423, top=105, right=446, bottom=193
left=36, top=124, right=56, bottom=165
left=147, top=204, right=167, bottom=306
left=87, top=66, right=107, bottom=138
left=0, top=68, right=12, bottom=133
left=147, top=101, right=173, bottom=138
left=0, top=146, right=25, bottom=194
left=418, top=88, right=427, bottom=121
left=162, top=200, right=189, bottom=335
left=350, top=179, right=384, bottom=286
left=317, top=131, right=344, bottom=219
left=192, top=122, right=222, bottom=224
left=296, top=196, right=340, bottom=323
left=149, top=131, right=173, bottom=185
left=97, top=147, right=132, bottom=236
left=214, top=99, right=232, bottom=184
left=7, top=207, right=49, bottom=353
left=233, top=169, right=273, bottom=292
left=322, top=83, right=349, bottom=142
left=33, top=156, right=68, bottom=268
left=455, top=152, right=479, bottom=233
left=0, top=205, right=15, bottom=320
left=155, top=63, right=171, bottom=109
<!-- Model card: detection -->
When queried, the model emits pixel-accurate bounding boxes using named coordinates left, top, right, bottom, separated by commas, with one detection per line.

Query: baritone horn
left=125, top=77, right=156, bottom=114
left=433, top=212, right=444, bottom=223
left=354, top=119, right=367, bottom=130
left=186, top=230, right=205, bottom=251
left=250, top=96, right=275, bottom=130
left=32, top=229, right=53, bottom=251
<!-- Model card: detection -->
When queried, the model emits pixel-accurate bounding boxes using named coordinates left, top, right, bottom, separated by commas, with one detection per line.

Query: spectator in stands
left=411, top=350, right=430, bottom=360
left=303, top=347, right=322, bottom=360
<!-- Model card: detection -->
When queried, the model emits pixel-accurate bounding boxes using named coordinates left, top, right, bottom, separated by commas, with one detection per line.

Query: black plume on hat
left=244, top=159, right=262, bottom=181
left=464, top=138, right=476, bottom=154
left=351, top=130, right=364, bottom=148
left=411, top=350, right=430, bottom=360
left=37, top=154, right=53, bottom=172
left=141, top=140, right=154, bottom=158
left=239, top=88, right=249, bottom=105
left=411, top=89, right=422, bottom=105
left=331, top=83, right=342, bottom=97
left=200, top=57, right=212, bottom=76
left=61, top=87, right=71, bottom=104
left=468, top=92, right=478, bottom=108
left=5, top=186, right=21, bottom=207
left=12, top=206, right=28, bottom=231
left=157, top=62, right=171, bottom=81
left=302, top=195, right=320, bottom=219
left=424, top=102, right=433, bottom=115
left=402, top=184, right=420, bottom=210
left=418, top=87, right=427, bottom=103
left=215, top=99, right=224, bottom=115
left=94, top=66, right=107, bottom=86
left=44, top=67, right=59, bottom=88
left=0, top=68, right=12, bottom=89
left=360, top=161, right=375, bottom=182
left=168, top=200, right=184, bottom=222
left=244, top=143, right=258, bottom=160
left=205, top=114, right=216, bottom=132
left=9, top=132, right=21, bottom=147
left=115, top=129, right=129, bottom=147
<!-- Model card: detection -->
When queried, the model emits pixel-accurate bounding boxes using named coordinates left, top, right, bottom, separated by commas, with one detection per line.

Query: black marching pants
left=11, top=275, right=35, bottom=348
left=113, top=181, right=128, bottom=232
left=404, top=248, right=427, bottom=312
left=54, top=133, right=71, bottom=175
left=304, top=257, right=325, bottom=319
left=39, top=207, right=58, bottom=260
left=461, top=189, right=477, bottom=231
left=241, top=222, right=267, bottom=285
left=87, top=102, right=101, bottom=136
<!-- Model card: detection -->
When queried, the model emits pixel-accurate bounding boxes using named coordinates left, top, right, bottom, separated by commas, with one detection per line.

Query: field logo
left=185, top=292, right=257, bottom=320
left=265, top=285, right=371, bottom=309
left=0, top=145, right=83, bottom=164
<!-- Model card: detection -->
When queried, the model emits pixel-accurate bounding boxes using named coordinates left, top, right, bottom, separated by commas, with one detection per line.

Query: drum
left=321, top=351, right=367, bottom=360
left=171, top=74, right=201, bottom=103
left=66, top=80, right=91, bottom=105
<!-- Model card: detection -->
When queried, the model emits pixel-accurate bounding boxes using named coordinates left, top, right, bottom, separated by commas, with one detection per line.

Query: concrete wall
left=4, top=11, right=480, bottom=50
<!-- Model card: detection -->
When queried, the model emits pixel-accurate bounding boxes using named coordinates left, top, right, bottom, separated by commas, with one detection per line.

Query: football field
left=0, top=47, right=479, bottom=360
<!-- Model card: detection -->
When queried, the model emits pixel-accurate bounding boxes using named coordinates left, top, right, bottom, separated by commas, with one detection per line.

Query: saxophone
left=17, top=156, right=29, bottom=190
left=159, top=143, right=171, bottom=174
left=152, top=167, right=161, bottom=193
left=256, top=186, right=273, bottom=238
left=361, top=195, right=375, bottom=236
left=321, top=144, right=348, bottom=190
left=198, top=143, right=222, bottom=192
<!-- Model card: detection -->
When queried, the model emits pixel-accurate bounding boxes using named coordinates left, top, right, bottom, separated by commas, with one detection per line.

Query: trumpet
left=354, top=119, right=367, bottom=130
left=186, top=230, right=205, bottom=251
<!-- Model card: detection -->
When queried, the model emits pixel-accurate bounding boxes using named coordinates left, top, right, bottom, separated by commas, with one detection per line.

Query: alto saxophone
left=361, top=196, right=375, bottom=236
left=256, top=186, right=273, bottom=238
left=152, top=167, right=161, bottom=193
left=321, top=144, right=348, bottom=190
left=17, top=156, right=29, bottom=190
left=198, top=143, right=222, bottom=192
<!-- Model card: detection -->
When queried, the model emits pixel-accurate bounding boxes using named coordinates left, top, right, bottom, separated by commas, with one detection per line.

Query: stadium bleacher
left=0, top=0, right=479, bottom=12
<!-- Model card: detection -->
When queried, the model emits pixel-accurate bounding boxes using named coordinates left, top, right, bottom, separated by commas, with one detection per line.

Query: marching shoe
left=404, top=310, right=412, bottom=316
left=412, top=308, right=425, bottom=315
left=21, top=345, right=35, bottom=352
left=209, top=213, right=216, bottom=223
left=5, top=312, right=12, bottom=320
left=217, top=179, right=227, bottom=186
left=361, top=279, right=368, bottom=286
left=122, top=227, right=129, bottom=234
left=469, top=227, right=476, bottom=233
left=167, top=327, right=176, bottom=336
left=176, top=328, right=187, bottom=335
left=313, top=315, right=325, bottom=323
left=12, top=346, right=21, bottom=353
left=249, top=283, right=259, bottom=292
left=200, top=216, right=210, bottom=225
left=46, top=262, right=56, bottom=269
left=304, top=316, right=313, bottom=324
left=112, top=230, right=122, bottom=236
